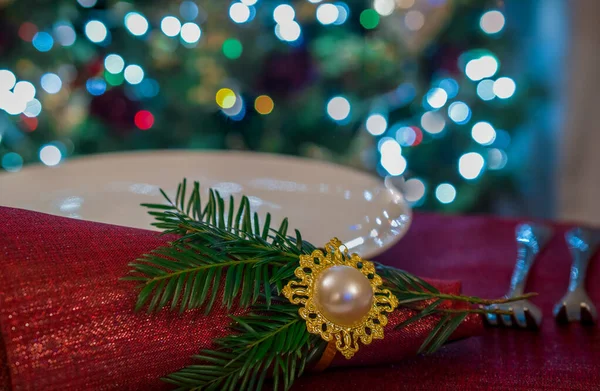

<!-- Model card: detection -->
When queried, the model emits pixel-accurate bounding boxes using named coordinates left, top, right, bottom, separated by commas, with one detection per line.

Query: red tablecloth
left=1, top=208, right=599, bottom=390
left=294, top=213, right=600, bottom=390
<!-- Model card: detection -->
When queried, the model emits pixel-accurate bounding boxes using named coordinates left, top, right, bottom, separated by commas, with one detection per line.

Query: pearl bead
left=314, top=265, right=374, bottom=327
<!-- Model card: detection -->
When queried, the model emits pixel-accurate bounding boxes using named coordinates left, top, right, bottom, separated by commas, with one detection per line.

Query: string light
left=488, top=148, right=508, bottom=170
left=39, top=145, right=62, bottom=166
left=435, top=183, right=456, bottom=204
left=333, top=3, right=350, bottom=25
left=77, top=0, right=97, bottom=8
left=13, top=81, right=36, bottom=102
left=493, top=77, right=516, bottom=99
left=41, top=73, right=62, bottom=94
left=458, top=152, right=485, bottom=180
left=104, top=54, right=125, bottom=74
left=241, top=0, right=257, bottom=4
left=396, top=126, right=422, bottom=147
left=326, top=96, right=351, bottom=122
left=222, top=94, right=245, bottom=120
left=161, top=16, right=182, bottom=37
left=180, top=22, right=202, bottom=44
left=124, top=12, right=149, bottom=36
left=438, top=78, right=459, bottom=99
left=84, top=20, right=108, bottom=44
left=365, top=114, right=387, bottom=136
left=480, top=10, right=505, bottom=35
left=255, top=95, right=274, bottom=115
left=275, top=22, right=301, bottom=42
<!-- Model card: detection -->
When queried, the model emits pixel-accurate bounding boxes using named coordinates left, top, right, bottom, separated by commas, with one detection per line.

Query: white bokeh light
left=405, top=10, right=425, bottom=31
left=465, top=55, right=499, bottom=81
left=180, top=22, right=202, bottom=44
left=374, top=0, right=395, bottom=16
left=54, top=23, right=77, bottom=46
left=435, top=183, right=457, bottom=204
left=0, top=92, right=26, bottom=115
left=229, top=3, right=251, bottom=24
left=161, top=16, right=182, bottom=37
left=316, top=3, right=339, bottom=25
left=85, top=20, right=108, bottom=43
left=403, top=178, right=426, bottom=203
left=0, top=70, right=16, bottom=90
left=480, top=10, right=505, bottom=35
left=241, top=0, right=257, bottom=4
left=488, top=148, right=508, bottom=170
left=380, top=139, right=406, bottom=176
left=459, top=152, right=485, bottom=180
left=39, top=145, right=62, bottom=166
left=104, top=54, right=125, bottom=74
left=273, top=4, right=295, bottom=23
left=41, top=73, right=62, bottom=94
left=125, top=12, right=149, bottom=36
left=13, top=81, right=36, bottom=101
left=471, top=121, right=496, bottom=145
left=448, top=101, right=471, bottom=124
left=365, top=114, right=387, bottom=136
left=493, top=77, right=516, bottom=99
left=420, top=111, right=445, bottom=134
left=275, top=21, right=301, bottom=42
left=426, top=88, right=448, bottom=109
left=476, top=79, right=496, bottom=101
left=124, top=65, right=144, bottom=85
left=326, top=96, right=351, bottom=121
left=23, top=99, right=42, bottom=117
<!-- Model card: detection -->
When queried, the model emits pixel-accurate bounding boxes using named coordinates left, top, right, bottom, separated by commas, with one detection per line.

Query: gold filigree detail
left=282, top=238, right=398, bottom=359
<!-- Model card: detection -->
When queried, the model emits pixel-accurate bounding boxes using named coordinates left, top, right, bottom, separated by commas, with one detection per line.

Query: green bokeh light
left=105, top=70, right=124, bottom=86
left=360, top=9, right=380, bottom=30
left=222, top=38, right=243, bottom=60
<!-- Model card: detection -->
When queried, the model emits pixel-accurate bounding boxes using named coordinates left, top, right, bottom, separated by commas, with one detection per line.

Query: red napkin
left=0, top=207, right=482, bottom=390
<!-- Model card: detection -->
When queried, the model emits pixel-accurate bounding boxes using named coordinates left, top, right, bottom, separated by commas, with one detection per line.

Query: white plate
left=0, top=151, right=411, bottom=257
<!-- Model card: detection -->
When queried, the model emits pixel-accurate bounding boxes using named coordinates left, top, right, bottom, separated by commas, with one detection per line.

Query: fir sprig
left=128, top=179, right=534, bottom=390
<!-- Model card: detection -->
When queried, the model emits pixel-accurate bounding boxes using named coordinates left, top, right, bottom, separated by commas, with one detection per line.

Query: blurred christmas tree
left=0, top=0, right=540, bottom=212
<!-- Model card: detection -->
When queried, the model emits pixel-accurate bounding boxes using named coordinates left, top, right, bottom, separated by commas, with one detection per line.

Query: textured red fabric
left=294, top=213, right=600, bottom=390
left=0, top=207, right=479, bottom=390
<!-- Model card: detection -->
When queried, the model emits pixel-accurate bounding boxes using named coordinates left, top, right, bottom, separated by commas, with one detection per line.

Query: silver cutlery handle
left=507, top=224, right=552, bottom=297
left=566, top=228, right=600, bottom=292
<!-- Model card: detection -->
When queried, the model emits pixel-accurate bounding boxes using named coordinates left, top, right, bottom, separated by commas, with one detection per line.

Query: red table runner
left=294, top=213, right=600, bottom=390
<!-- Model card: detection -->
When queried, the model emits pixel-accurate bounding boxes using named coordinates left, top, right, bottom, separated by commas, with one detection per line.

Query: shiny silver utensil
left=485, top=223, right=553, bottom=329
left=553, top=228, right=600, bottom=325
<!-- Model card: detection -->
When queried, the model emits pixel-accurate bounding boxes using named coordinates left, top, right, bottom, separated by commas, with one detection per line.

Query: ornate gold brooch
left=282, top=238, right=398, bottom=359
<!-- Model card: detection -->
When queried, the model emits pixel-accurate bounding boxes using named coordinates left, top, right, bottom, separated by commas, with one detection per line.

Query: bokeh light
left=216, top=88, right=237, bottom=109
left=439, top=78, right=459, bottom=99
left=241, top=0, right=257, bottom=4
left=222, top=94, right=245, bottom=120
left=54, top=23, right=77, bottom=46
left=334, top=3, right=350, bottom=25
left=488, top=148, right=508, bottom=170
left=326, top=96, right=351, bottom=122
left=124, top=65, right=144, bottom=85
left=161, top=16, right=182, bottom=37
left=32, top=32, right=54, bottom=52
left=39, top=145, right=62, bottom=166
left=230, top=3, right=251, bottom=24
left=223, top=38, right=243, bottom=59
left=86, top=78, right=107, bottom=95
left=316, top=3, right=339, bottom=25
left=403, top=178, right=426, bottom=203
left=471, top=121, right=496, bottom=145
left=448, top=101, right=471, bottom=124
left=426, top=88, right=448, bottom=109
left=124, top=12, right=149, bottom=36
left=77, top=0, right=97, bottom=8
left=273, top=4, right=295, bottom=23
left=180, top=1, right=199, bottom=20
left=137, top=79, right=160, bottom=98
left=476, top=79, right=496, bottom=101
left=134, top=110, right=155, bottom=130
left=465, top=55, right=499, bottom=81
left=420, top=111, right=445, bottom=134
left=374, top=0, right=395, bottom=16
left=435, top=183, right=457, bottom=204
left=180, top=22, right=202, bottom=44
left=23, top=99, right=42, bottom=117
left=459, top=152, right=485, bottom=180
left=365, top=114, right=387, bottom=136
left=104, top=54, right=125, bottom=74
left=18, top=22, right=37, bottom=42
left=0, top=91, right=26, bottom=115
left=85, top=20, right=108, bottom=43
left=0, top=70, right=16, bottom=90
left=480, top=10, right=505, bottom=35
left=380, top=139, right=406, bottom=176
left=41, top=73, right=62, bottom=94
left=275, top=21, right=302, bottom=42
left=396, top=126, right=422, bottom=147
left=493, top=77, right=516, bottom=99
left=360, top=9, right=379, bottom=29
left=2, top=152, right=24, bottom=172
left=405, top=10, right=425, bottom=31
left=13, top=81, right=36, bottom=102
left=255, top=95, right=274, bottom=115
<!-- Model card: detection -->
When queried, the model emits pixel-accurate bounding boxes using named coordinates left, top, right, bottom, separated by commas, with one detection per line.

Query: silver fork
left=553, top=227, right=600, bottom=325
left=485, top=223, right=553, bottom=329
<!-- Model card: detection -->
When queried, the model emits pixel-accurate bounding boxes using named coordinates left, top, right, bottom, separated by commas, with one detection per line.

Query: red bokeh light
left=18, top=22, right=38, bottom=42
left=20, top=115, right=38, bottom=132
left=411, top=126, right=423, bottom=146
left=134, top=110, right=154, bottom=130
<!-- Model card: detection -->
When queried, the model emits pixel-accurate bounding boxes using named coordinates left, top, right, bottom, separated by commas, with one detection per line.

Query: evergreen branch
left=162, top=305, right=325, bottom=390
